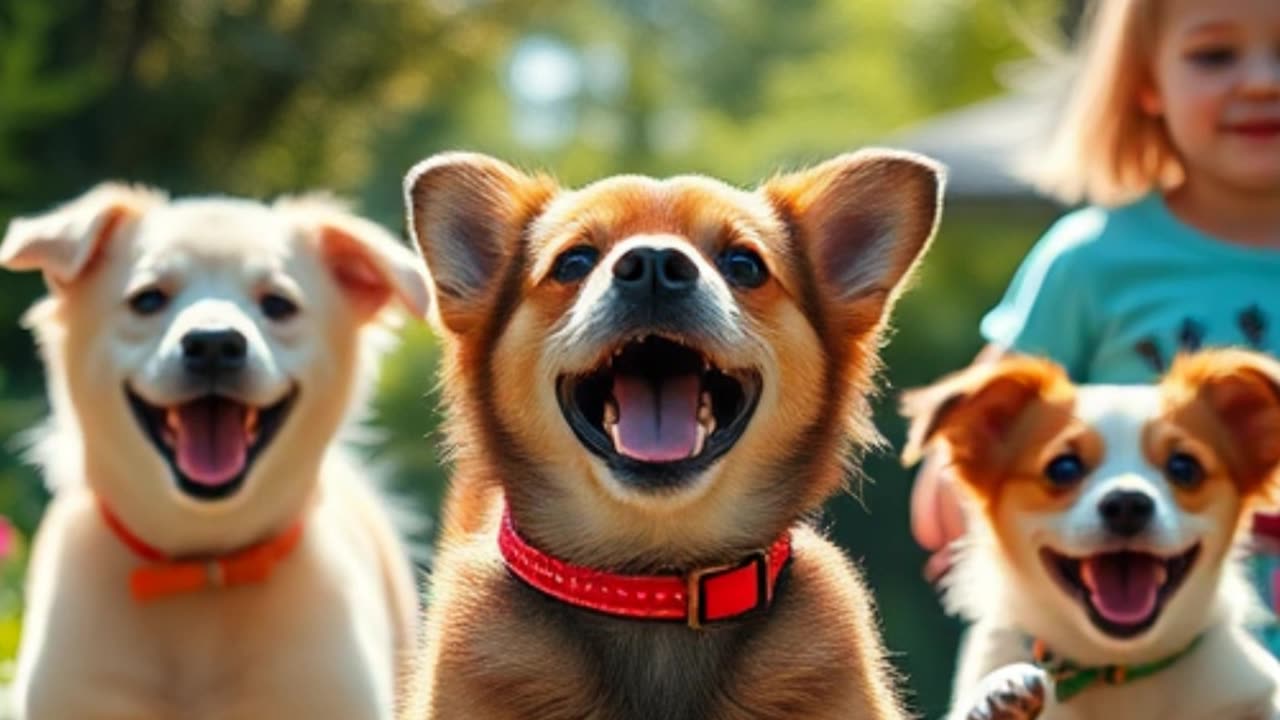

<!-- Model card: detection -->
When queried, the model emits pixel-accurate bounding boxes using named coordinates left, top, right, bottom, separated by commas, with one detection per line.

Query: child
left=912, top=0, right=1280, bottom=652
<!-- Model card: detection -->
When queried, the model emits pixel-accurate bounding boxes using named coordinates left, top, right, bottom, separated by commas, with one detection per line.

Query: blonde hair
left=1033, top=0, right=1184, bottom=207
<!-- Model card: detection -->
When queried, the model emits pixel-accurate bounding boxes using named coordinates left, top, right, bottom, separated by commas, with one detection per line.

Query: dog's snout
left=613, top=247, right=699, bottom=299
left=182, top=329, right=248, bottom=377
left=1098, top=490, right=1155, bottom=538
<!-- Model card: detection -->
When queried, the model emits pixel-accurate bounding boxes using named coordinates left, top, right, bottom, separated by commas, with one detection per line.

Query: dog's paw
left=956, top=663, right=1048, bottom=720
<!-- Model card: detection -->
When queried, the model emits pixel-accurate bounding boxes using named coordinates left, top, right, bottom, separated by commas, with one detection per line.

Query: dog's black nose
left=182, top=329, right=247, bottom=377
left=1098, top=490, right=1155, bottom=537
left=612, top=247, right=699, bottom=300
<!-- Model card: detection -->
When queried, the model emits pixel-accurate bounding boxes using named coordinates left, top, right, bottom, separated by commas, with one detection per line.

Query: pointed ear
left=277, top=196, right=429, bottom=320
left=900, top=356, right=1070, bottom=468
left=0, top=183, right=161, bottom=286
left=403, top=152, right=557, bottom=335
left=1166, top=350, right=1280, bottom=497
left=762, top=149, right=944, bottom=326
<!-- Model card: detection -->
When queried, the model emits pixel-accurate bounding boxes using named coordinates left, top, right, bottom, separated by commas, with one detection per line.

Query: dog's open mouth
left=126, top=386, right=298, bottom=501
left=1041, top=544, right=1200, bottom=639
left=556, top=335, right=762, bottom=488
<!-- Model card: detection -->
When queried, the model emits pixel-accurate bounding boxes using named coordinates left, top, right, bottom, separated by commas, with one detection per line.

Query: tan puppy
left=902, top=351, right=1280, bottom=720
left=400, top=150, right=944, bottom=719
left=0, top=185, right=425, bottom=720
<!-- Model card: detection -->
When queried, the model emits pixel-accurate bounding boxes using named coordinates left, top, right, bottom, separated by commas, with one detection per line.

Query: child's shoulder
left=1032, top=198, right=1152, bottom=266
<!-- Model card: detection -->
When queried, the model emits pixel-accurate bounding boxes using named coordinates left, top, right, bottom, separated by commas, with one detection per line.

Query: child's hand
left=909, top=344, right=1006, bottom=582
left=911, top=450, right=968, bottom=582
left=955, top=663, right=1048, bottom=720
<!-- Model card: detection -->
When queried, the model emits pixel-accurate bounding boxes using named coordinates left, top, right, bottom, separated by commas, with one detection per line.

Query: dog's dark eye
left=128, top=288, right=169, bottom=316
left=1165, top=452, right=1204, bottom=489
left=717, top=247, right=768, bottom=289
left=552, top=246, right=599, bottom=284
left=260, top=293, right=299, bottom=321
left=1044, top=453, right=1087, bottom=487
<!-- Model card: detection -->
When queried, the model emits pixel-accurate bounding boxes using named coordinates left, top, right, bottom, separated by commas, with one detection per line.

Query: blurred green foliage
left=0, top=1, right=1067, bottom=716
left=0, top=530, right=22, bottom=689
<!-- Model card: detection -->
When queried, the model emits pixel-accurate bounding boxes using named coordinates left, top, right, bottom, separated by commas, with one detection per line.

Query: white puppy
left=0, top=184, right=426, bottom=720
left=903, top=351, right=1280, bottom=720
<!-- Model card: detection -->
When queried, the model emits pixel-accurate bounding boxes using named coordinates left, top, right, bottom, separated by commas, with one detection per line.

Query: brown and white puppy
left=902, top=352, right=1280, bottom=720
left=401, top=150, right=944, bottom=720
left=1, top=185, right=425, bottom=720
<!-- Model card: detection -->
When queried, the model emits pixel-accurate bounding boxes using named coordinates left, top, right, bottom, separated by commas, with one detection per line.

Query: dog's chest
left=966, top=624, right=1280, bottom=720
left=574, top=613, right=749, bottom=720
left=1040, top=661, right=1279, bottom=720
left=17, top=516, right=396, bottom=720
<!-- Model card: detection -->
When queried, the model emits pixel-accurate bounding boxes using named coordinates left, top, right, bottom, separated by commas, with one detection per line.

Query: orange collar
left=98, top=503, right=305, bottom=603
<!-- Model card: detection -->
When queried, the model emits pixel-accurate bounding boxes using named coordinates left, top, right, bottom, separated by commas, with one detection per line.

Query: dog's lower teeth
left=603, top=400, right=618, bottom=430
left=244, top=407, right=260, bottom=437
left=698, top=394, right=716, bottom=427
left=166, top=409, right=181, bottom=433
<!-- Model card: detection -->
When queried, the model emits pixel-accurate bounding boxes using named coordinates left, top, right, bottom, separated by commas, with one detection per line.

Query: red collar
left=98, top=503, right=305, bottom=603
left=497, top=507, right=792, bottom=629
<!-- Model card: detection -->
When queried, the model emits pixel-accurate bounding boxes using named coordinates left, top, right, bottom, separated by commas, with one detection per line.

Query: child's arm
left=909, top=343, right=1007, bottom=582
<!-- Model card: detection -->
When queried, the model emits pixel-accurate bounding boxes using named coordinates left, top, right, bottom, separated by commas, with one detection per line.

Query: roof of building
left=887, top=66, right=1069, bottom=202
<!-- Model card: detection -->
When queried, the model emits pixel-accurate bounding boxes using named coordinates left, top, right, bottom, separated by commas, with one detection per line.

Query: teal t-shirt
left=980, top=194, right=1280, bottom=383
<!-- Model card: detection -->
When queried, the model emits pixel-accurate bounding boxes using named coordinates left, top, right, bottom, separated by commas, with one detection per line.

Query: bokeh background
left=0, top=0, right=1086, bottom=715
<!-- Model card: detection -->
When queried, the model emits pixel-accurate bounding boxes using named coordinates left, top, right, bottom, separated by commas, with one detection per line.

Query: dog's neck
left=493, top=464, right=807, bottom=575
left=98, top=499, right=305, bottom=603
left=1029, top=632, right=1206, bottom=702
left=88, top=458, right=321, bottom=557
left=499, top=502, right=793, bottom=628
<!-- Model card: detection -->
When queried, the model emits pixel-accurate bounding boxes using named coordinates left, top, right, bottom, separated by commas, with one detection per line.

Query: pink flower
left=0, top=516, right=13, bottom=562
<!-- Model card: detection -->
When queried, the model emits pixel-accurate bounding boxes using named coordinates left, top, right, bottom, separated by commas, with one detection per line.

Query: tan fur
left=1, top=185, right=423, bottom=719
left=903, top=351, right=1280, bottom=720
left=402, top=150, right=944, bottom=719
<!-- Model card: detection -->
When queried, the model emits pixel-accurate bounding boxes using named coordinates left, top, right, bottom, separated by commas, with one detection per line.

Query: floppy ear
left=0, top=183, right=160, bottom=286
left=762, top=149, right=944, bottom=330
left=277, top=196, right=430, bottom=320
left=1167, top=350, right=1280, bottom=498
left=403, top=152, right=557, bottom=335
left=900, top=356, right=1070, bottom=469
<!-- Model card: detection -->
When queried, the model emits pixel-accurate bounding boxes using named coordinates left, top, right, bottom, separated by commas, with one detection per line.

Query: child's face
left=1145, top=0, right=1280, bottom=192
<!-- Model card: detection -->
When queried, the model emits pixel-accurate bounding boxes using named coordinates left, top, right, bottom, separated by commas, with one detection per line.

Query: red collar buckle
left=498, top=505, right=791, bottom=629
left=686, top=549, right=773, bottom=629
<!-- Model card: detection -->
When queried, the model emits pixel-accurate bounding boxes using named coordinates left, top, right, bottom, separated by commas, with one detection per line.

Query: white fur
left=947, top=385, right=1280, bottom=720
left=2, top=189, right=421, bottom=720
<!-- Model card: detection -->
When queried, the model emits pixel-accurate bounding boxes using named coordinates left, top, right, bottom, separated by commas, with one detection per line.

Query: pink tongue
left=1081, top=553, right=1163, bottom=625
left=611, top=373, right=701, bottom=462
left=174, top=398, right=249, bottom=487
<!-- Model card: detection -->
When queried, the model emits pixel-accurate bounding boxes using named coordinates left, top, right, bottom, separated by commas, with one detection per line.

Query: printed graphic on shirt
left=1240, top=305, right=1268, bottom=348
left=1178, top=318, right=1205, bottom=352
left=1133, top=305, right=1269, bottom=373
